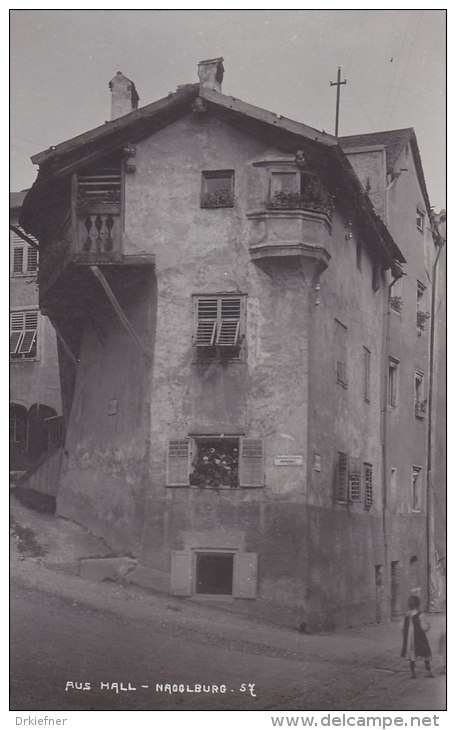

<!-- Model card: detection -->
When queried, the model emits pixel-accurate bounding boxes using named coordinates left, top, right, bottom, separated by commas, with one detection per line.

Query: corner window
left=335, top=320, right=348, bottom=387
left=166, top=436, right=264, bottom=488
left=200, top=170, right=234, bottom=208
left=416, top=207, right=425, bottom=232
left=411, top=466, right=422, bottom=511
left=267, top=169, right=333, bottom=216
left=415, top=371, right=426, bottom=419
left=193, top=294, right=245, bottom=360
left=387, top=357, right=399, bottom=408
left=10, top=311, right=38, bottom=360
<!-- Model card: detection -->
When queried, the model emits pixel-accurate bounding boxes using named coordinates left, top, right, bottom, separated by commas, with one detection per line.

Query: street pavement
left=10, top=491, right=446, bottom=713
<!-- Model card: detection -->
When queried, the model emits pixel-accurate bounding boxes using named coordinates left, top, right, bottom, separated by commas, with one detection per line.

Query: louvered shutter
left=194, top=298, right=218, bottom=346
left=364, top=463, right=373, bottom=508
left=13, top=247, right=24, bottom=274
left=239, top=438, right=264, bottom=486
left=10, top=312, right=24, bottom=354
left=335, top=452, right=348, bottom=503
left=166, top=438, right=190, bottom=485
left=348, top=456, right=361, bottom=501
left=18, top=312, right=38, bottom=354
left=26, top=246, right=38, bottom=273
left=233, top=552, right=258, bottom=598
left=170, top=551, right=192, bottom=596
left=216, top=297, right=241, bottom=346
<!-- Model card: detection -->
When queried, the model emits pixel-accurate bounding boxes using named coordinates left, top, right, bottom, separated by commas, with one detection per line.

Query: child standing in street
left=401, top=595, right=434, bottom=678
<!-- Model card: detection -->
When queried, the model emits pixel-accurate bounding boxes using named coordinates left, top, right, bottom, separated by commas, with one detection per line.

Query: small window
left=193, top=294, right=245, bottom=360
left=363, top=347, right=371, bottom=403
left=415, top=371, right=426, bottom=419
left=10, top=311, right=38, bottom=361
left=335, top=320, right=348, bottom=387
left=267, top=169, right=332, bottom=214
left=411, top=466, right=422, bottom=511
left=166, top=435, right=264, bottom=488
left=77, top=163, right=122, bottom=211
left=200, top=170, right=234, bottom=208
left=348, top=457, right=361, bottom=501
left=387, top=357, right=399, bottom=408
left=416, top=207, right=425, bottom=232
left=11, top=234, right=39, bottom=276
left=195, top=552, right=234, bottom=595
left=335, top=452, right=348, bottom=503
left=416, top=282, right=429, bottom=334
left=364, top=463, right=373, bottom=509
left=170, top=550, right=257, bottom=598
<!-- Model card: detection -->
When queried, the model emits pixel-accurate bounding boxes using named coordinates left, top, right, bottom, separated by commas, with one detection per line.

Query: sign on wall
left=274, top=455, right=303, bottom=466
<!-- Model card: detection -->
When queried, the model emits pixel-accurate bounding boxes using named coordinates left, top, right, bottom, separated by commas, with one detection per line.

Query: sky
left=10, top=8, right=446, bottom=210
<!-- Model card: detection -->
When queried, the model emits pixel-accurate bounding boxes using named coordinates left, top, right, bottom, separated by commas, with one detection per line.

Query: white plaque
left=274, top=455, right=303, bottom=466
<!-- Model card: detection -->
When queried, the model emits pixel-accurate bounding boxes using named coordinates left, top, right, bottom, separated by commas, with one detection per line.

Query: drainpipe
left=380, top=267, right=402, bottom=622
left=426, top=216, right=446, bottom=610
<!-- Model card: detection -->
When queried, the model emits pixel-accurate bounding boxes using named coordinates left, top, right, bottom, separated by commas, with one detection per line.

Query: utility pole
left=330, top=67, right=347, bottom=137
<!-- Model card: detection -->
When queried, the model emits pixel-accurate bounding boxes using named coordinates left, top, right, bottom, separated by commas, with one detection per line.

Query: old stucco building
left=19, top=59, right=444, bottom=629
left=10, top=192, right=62, bottom=475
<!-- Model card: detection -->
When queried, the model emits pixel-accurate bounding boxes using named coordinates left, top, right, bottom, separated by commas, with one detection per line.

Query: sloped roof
left=340, top=127, right=431, bottom=215
left=21, top=83, right=405, bottom=265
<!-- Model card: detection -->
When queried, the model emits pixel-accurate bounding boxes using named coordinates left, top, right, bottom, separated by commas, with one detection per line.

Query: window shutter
left=348, top=456, right=361, bottom=501
left=166, top=438, right=190, bottom=486
left=217, top=297, right=241, bottom=346
left=10, top=331, right=22, bottom=354
left=27, top=246, right=38, bottom=273
left=233, top=552, right=258, bottom=598
left=194, top=298, right=218, bottom=346
left=335, top=452, right=348, bottom=503
left=364, top=463, right=373, bottom=508
left=13, top=247, right=24, bottom=274
left=239, top=438, right=264, bottom=487
left=170, top=551, right=192, bottom=596
left=18, top=331, right=36, bottom=354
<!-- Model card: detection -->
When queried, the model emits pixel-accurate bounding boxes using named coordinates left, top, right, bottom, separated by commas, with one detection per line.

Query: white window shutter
left=336, top=452, right=348, bottom=503
left=13, top=247, right=24, bottom=274
left=239, top=438, right=264, bottom=486
left=170, top=551, right=192, bottom=596
left=233, top=552, right=258, bottom=598
left=166, top=438, right=190, bottom=485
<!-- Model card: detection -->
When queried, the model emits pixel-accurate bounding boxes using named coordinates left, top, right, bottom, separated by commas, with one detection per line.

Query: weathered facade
left=20, top=60, right=444, bottom=629
left=10, top=192, right=62, bottom=474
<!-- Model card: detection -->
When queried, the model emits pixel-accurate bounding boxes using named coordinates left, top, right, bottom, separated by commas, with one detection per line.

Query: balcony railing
left=76, top=208, right=121, bottom=255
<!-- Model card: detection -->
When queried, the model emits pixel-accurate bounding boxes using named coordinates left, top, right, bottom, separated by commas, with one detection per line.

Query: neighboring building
left=10, top=192, right=62, bottom=472
left=19, top=60, right=444, bottom=629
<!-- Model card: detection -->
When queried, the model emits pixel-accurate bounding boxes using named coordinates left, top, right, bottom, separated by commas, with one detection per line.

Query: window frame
left=416, top=207, right=425, bottom=233
left=387, top=356, right=399, bottom=408
left=414, top=370, right=426, bottom=419
left=10, top=309, right=39, bottom=361
left=389, top=277, right=403, bottom=315
left=192, top=294, right=246, bottom=361
left=200, top=170, right=235, bottom=208
left=411, top=465, right=423, bottom=512
left=348, top=456, right=362, bottom=502
left=11, top=237, right=39, bottom=276
left=166, top=435, right=264, bottom=489
left=335, top=319, right=348, bottom=388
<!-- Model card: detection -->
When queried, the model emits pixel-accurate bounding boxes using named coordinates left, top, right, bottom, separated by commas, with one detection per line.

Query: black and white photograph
left=9, top=8, right=446, bottom=724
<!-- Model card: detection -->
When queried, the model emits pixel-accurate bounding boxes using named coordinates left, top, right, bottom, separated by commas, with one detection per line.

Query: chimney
left=197, top=57, right=224, bottom=92
left=109, top=71, right=139, bottom=120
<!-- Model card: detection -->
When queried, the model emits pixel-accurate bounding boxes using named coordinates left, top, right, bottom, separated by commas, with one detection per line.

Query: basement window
left=200, top=170, right=234, bottom=208
left=195, top=551, right=234, bottom=595
left=170, top=549, right=258, bottom=598
left=166, top=436, right=264, bottom=488
left=193, top=294, right=245, bottom=360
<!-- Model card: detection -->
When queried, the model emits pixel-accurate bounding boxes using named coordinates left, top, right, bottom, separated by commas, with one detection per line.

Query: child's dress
left=401, top=609, right=432, bottom=660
